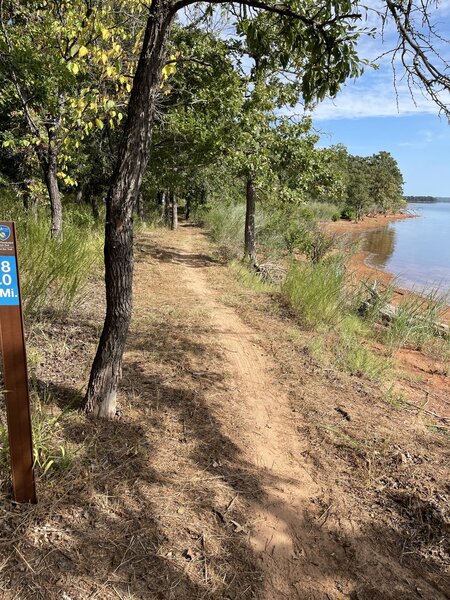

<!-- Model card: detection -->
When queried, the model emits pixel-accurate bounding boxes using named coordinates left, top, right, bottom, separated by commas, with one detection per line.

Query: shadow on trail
left=140, top=242, right=220, bottom=269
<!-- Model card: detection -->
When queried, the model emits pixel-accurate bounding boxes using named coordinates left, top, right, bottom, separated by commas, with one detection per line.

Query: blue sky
left=311, top=1, right=450, bottom=197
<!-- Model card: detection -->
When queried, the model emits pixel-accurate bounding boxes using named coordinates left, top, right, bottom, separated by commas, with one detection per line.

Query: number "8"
left=1, top=261, right=11, bottom=273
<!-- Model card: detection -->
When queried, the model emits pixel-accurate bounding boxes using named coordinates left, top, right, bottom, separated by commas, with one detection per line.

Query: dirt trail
left=145, top=225, right=321, bottom=596
left=180, top=231, right=319, bottom=557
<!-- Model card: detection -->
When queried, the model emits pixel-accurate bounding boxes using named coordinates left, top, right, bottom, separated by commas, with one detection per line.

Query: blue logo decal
left=0, top=225, right=11, bottom=241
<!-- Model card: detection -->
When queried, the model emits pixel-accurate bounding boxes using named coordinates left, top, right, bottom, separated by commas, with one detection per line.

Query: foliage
left=335, top=332, right=391, bottom=379
left=0, top=389, right=74, bottom=479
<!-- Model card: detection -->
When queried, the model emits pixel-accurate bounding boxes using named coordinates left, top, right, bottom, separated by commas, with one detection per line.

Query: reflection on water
left=359, top=202, right=450, bottom=294
left=363, top=227, right=396, bottom=268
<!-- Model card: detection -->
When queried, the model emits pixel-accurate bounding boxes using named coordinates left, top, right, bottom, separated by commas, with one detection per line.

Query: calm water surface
left=360, top=202, right=450, bottom=294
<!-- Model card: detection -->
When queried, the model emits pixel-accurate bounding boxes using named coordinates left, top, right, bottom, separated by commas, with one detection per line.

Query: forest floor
left=0, top=223, right=449, bottom=600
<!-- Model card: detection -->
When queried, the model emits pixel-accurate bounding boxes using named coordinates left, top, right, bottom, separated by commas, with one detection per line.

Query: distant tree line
left=404, top=196, right=437, bottom=203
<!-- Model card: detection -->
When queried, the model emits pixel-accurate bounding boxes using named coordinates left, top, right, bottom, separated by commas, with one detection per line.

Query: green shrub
left=201, top=203, right=245, bottom=259
left=305, top=201, right=340, bottom=222
left=335, top=333, right=391, bottom=379
left=340, top=206, right=356, bottom=221
left=296, top=225, right=336, bottom=263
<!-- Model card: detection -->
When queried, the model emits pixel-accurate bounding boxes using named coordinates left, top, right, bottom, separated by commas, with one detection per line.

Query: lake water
left=360, top=202, right=450, bottom=295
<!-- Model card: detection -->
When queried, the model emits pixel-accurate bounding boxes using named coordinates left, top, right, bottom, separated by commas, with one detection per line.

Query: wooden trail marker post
left=0, top=221, right=36, bottom=503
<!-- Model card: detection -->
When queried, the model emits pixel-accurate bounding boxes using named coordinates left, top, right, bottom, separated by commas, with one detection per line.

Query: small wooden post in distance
left=0, top=221, right=36, bottom=503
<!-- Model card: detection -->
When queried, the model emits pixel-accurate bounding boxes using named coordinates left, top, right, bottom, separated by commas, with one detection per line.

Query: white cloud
left=311, top=1, right=450, bottom=121
left=312, top=73, right=440, bottom=120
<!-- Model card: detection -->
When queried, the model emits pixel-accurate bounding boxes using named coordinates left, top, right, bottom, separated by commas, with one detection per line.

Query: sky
left=311, top=2, right=450, bottom=197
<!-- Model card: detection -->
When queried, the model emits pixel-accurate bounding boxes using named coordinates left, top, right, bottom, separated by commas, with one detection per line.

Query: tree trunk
left=43, top=160, right=63, bottom=239
left=21, top=182, right=37, bottom=218
left=185, top=197, right=190, bottom=221
left=84, top=0, right=174, bottom=418
left=244, top=177, right=256, bottom=264
left=76, top=187, right=84, bottom=204
left=201, top=187, right=207, bottom=205
left=170, top=192, right=178, bottom=230
left=157, top=190, right=166, bottom=219
left=137, top=192, right=144, bottom=221
left=164, top=191, right=171, bottom=226
left=91, top=195, right=100, bottom=220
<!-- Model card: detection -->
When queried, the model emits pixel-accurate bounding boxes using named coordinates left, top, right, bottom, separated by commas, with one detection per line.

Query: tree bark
left=37, top=125, right=63, bottom=238
left=137, top=192, right=145, bottom=221
left=185, top=197, right=190, bottom=221
left=84, top=0, right=174, bottom=418
left=244, top=177, right=256, bottom=264
left=170, top=192, right=178, bottom=230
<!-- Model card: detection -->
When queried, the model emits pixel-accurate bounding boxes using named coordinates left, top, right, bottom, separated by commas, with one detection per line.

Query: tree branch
left=170, top=0, right=360, bottom=28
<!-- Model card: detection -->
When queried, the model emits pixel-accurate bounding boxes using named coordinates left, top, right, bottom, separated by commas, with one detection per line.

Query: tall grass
left=383, top=291, right=448, bottom=352
left=1, top=194, right=103, bottom=316
left=201, top=203, right=245, bottom=259
left=283, top=255, right=348, bottom=327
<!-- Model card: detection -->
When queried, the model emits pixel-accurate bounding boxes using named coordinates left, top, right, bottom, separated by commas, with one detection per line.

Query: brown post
left=0, top=221, right=36, bottom=503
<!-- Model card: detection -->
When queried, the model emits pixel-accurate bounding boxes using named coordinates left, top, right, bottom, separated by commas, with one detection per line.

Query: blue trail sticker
left=0, top=256, right=20, bottom=306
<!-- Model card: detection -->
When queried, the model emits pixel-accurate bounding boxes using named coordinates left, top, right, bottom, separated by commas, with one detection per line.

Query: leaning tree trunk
left=84, top=0, right=174, bottom=418
left=170, top=192, right=178, bottom=230
left=244, top=177, right=256, bottom=264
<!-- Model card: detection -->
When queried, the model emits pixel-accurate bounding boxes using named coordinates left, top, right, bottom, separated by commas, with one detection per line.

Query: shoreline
left=324, top=211, right=416, bottom=235
left=322, top=212, right=450, bottom=323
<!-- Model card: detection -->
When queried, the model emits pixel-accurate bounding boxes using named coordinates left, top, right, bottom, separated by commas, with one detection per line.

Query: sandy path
left=151, top=226, right=322, bottom=597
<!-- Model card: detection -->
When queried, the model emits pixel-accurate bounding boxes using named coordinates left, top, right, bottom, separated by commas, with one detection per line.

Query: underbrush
left=0, top=387, right=77, bottom=485
left=201, top=201, right=340, bottom=261
left=1, top=196, right=103, bottom=316
left=199, top=203, right=245, bottom=259
left=234, top=243, right=447, bottom=385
